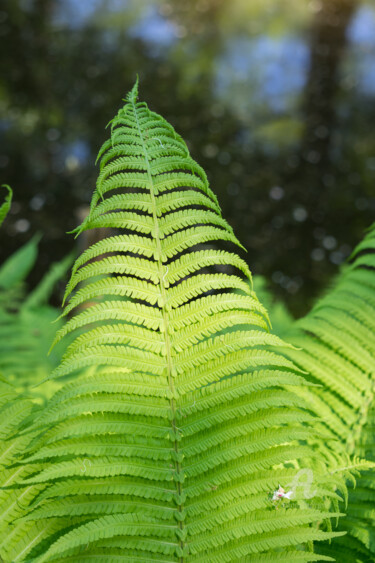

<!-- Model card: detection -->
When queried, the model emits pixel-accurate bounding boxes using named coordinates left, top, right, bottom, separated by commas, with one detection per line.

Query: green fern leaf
left=284, top=224, right=375, bottom=562
left=13, top=82, right=340, bottom=561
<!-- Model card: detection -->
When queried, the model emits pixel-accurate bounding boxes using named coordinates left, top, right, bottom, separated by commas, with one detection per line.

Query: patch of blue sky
left=347, top=3, right=375, bottom=96
left=347, top=3, right=375, bottom=47
left=129, top=6, right=177, bottom=55
left=361, top=63, right=375, bottom=95
left=0, top=119, right=11, bottom=133
left=52, top=0, right=129, bottom=29
left=65, top=140, right=91, bottom=164
left=215, top=35, right=309, bottom=114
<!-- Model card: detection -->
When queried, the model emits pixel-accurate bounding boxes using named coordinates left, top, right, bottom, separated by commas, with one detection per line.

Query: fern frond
left=12, top=82, right=340, bottom=561
left=0, top=249, right=72, bottom=394
left=0, top=377, right=63, bottom=563
left=284, top=223, right=375, bottom=561
left=0, top=234, right=40, bottom=291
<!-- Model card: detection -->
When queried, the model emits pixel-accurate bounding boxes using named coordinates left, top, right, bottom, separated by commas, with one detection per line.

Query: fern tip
left=125, top=75, right=139, bottom=104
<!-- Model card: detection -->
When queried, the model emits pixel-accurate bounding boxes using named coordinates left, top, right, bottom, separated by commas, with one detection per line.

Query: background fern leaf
left=0, top=184, right=12, bottom=227
left=283, top=223, right=375, bottom=562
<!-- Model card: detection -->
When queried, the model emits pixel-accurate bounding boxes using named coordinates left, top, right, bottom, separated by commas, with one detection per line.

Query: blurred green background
left=0, top=0, right=374, bottom=316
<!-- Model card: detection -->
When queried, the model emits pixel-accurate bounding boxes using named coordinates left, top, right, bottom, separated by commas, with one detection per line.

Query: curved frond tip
left=125, top=75, right=139, bottom=104
left=0, top=184, right=12, bottom=227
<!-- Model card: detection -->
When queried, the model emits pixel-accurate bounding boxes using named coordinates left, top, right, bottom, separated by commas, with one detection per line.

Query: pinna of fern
left=10, top=79, right=343, bottom=562
left=0, top=375, right=59, bottom=563
left=283, top=223, right=375, bottom=562
left=0, top=233, right=73, bottom=397
left=0, top=188, right=76, bottom=562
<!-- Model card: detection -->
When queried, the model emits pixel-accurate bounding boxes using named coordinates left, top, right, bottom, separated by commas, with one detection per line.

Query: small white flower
left=271, top=485, right=293, bottom=501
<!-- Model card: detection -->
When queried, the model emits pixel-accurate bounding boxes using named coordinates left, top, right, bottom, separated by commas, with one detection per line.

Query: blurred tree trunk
left=301, top=0, right=357, bottom=169
left=279, top=0, right=358, bottom=314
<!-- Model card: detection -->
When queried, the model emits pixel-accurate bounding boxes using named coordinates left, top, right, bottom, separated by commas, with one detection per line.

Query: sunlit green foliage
left=284, top=224, right=375, bottom=563
left=0, top=234, right=73, bottom=398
